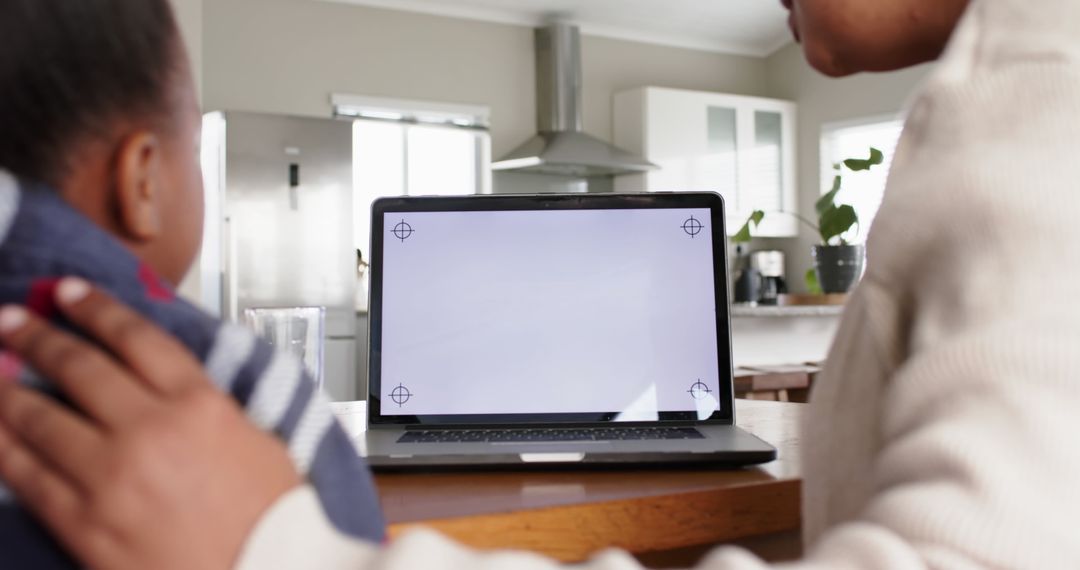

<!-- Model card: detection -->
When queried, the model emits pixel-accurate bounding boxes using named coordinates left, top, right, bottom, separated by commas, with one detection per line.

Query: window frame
left=336, top=94, right=494, bottom=258
left=819, top=113, right=905, bottom=243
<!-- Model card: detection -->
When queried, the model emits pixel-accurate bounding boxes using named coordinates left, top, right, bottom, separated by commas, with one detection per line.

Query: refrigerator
left=200, top=111, right=359, bottom=401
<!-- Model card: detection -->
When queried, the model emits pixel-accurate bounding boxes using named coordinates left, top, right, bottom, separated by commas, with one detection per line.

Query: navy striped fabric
left=0, top=171, right=385, bottom=567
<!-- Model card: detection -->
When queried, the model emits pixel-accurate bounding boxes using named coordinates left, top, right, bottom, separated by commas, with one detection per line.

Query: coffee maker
left=750, top=250, right=788, bottom=305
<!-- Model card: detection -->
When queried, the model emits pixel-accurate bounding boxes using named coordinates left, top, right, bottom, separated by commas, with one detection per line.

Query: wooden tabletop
left=375, top=400, right=804, bottom=563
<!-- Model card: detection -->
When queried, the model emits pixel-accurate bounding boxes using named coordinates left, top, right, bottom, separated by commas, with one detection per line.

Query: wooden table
left=375, top=401, right=803, bottom=565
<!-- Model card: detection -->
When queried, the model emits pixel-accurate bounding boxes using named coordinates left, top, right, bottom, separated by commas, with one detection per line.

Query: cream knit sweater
left=236, top=0, right=1080, bottom=567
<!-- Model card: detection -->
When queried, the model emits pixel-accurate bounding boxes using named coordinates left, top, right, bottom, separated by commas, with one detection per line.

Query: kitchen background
left=169, top=0, right=934, bottom=402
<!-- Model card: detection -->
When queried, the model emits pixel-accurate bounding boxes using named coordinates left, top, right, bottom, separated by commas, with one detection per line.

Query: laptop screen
left=370, top=194, right=733, bottom=425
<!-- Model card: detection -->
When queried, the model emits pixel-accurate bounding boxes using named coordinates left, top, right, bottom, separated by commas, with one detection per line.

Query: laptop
left=363, top=192, right=776, bottom=469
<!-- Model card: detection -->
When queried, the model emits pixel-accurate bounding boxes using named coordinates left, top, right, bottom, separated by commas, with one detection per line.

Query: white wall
left=202, top=0, right=770, bottom=160
left=762, top=44, right=934, bottom=290
left=170, top=0, right=203, bottom=98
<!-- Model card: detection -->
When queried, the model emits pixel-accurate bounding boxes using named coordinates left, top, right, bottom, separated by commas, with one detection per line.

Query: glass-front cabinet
left=614, top=87, right=797, bottom=237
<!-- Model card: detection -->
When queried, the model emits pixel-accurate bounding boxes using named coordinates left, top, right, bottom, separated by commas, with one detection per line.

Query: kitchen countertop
left=732, top=304, right=845, bottom=318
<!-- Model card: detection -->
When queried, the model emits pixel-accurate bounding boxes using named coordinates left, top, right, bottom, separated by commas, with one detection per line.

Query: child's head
left=0, top=0, right=203, bottom=286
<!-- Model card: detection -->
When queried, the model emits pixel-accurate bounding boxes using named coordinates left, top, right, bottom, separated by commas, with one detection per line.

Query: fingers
left=0, top=304, right=155, bottom=428
left=52, top=278, right=205, bottom=396
left=0, top=419, right=86, bottom=543
left=0, top=382, right=104, bottom=489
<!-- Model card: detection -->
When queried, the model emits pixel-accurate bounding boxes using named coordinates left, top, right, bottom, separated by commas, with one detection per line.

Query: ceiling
left=318, top=0, right=793, bottom=57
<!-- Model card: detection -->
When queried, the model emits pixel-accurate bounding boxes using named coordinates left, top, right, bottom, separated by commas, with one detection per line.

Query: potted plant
left=732, top=147, right=885, bottom=294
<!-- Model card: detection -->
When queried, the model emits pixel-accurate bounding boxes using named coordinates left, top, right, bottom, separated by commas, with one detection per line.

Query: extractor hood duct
left=492, top=23, right=658, bottom=177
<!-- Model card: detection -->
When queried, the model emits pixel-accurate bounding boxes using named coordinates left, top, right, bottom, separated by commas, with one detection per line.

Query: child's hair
left=0, top=0, right=182, bottom=186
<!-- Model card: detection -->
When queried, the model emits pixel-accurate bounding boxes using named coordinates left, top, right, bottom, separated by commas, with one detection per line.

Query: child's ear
left=113, top=131, right=164, bottom=243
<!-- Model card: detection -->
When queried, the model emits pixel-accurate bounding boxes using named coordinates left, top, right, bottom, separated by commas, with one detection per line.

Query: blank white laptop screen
left=379, top=208, right=722, bottom=420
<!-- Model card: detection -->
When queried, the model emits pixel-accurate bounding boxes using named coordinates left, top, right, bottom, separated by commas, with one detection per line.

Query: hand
left=0, top=278, right=301, bottom=570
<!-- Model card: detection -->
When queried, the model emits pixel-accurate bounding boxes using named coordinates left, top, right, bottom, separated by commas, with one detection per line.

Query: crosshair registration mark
left=682, top=216, right=704, bottom=238
left=688, top=380, right=712, bottom=400
left=390, top=383, right=413, bottom=407
left=391, top=219, right=414, bottom=243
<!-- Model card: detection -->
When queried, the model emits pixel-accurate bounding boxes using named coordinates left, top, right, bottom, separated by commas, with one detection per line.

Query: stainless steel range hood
left=492, top=23, right=658, bottom=177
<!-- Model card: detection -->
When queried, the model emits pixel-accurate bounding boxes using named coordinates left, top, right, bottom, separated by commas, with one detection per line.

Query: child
left=0, top=1, right=384, bottom=567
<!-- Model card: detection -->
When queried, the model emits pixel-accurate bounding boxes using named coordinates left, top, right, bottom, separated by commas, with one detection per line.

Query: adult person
left=2, top=0, right=1080, bottom=568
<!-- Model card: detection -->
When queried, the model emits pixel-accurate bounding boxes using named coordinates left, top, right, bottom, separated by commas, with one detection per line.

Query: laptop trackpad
left=493, top=442, right=614, bottom=455
left=520, top=453, right=586, bottom=463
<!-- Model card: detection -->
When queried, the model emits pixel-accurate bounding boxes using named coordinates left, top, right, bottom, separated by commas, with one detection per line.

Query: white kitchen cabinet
left=614, top=87, right=798, bottom=237
left=325, top=337, right=357, bottom=402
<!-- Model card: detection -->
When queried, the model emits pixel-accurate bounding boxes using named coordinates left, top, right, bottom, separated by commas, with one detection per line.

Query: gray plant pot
left=813, top=244, right=865, bottom=294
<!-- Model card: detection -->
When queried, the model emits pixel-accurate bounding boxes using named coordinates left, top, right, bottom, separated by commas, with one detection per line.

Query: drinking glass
left=243, top=307, right=326, bottom=389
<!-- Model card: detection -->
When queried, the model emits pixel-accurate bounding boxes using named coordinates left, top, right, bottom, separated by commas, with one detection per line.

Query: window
left=820, top=118, right=904, bottom=242
left=334, top=95, right=492, bottom=258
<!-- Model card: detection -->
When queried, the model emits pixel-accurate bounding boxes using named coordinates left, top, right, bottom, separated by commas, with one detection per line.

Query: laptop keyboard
left=397, top=426, right=705, bottom=444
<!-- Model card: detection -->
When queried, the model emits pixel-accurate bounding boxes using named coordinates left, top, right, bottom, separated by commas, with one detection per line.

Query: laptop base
left=364, top=425, right=776, bottom=471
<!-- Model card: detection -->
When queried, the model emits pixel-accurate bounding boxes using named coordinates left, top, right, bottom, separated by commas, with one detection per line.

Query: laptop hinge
left=402, top=421, right=705, bottom=431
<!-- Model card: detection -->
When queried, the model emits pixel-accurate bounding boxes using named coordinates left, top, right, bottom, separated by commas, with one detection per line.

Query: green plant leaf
left=805, top=268, right=822, bottom=295
left=871, top=147, right=884, bottom=164
left=732, top=210, right=766, bottom=243
left=819, top=204, right=858, bottom=244
left=733, top=225, right=751, bottom=243
left=815, top=175, right=842, bottom=216
left=843, top=147, right=885, bottom=172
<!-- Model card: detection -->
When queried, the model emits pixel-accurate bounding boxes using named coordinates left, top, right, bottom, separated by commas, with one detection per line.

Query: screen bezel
left=367, top=192, right=735, bottom=427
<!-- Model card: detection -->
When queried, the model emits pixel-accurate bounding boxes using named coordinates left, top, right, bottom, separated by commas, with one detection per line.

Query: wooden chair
left=733, top=364, right=822, bottom=403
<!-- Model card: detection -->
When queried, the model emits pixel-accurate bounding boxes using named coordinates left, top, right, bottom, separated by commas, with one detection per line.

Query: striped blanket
left=0, top=170, right=385, bottom=567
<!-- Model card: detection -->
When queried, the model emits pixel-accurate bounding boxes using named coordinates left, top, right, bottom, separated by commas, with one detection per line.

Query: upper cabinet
left=614, top=87, right=798, bottom=237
